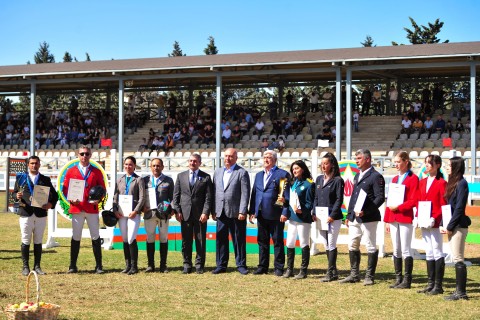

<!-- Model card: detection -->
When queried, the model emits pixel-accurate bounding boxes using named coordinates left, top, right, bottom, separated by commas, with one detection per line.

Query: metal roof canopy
left=0, top=41, right=479, bottom=173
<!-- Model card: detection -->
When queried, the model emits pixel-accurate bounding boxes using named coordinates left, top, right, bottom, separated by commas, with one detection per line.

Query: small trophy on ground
left=274, top=178, right=288, bottom=207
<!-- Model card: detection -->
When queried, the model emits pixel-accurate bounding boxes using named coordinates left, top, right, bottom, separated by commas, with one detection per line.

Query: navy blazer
left=249, top=167, right=290, bottom=220
left=287, top=178, right=315, bottom=223
left=446, top=178, right=471, bottom=231
left=13, top=173, right=58, bottom=218
left=314, top=175, right=344, bottom=220
left=347, top=167, right=385, bottom=223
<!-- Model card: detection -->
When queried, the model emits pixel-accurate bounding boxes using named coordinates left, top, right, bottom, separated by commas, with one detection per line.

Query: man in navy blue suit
left=249, top=150, right=290, bottom=276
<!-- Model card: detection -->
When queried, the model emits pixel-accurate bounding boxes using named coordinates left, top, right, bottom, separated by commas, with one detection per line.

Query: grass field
left=0, top=209, right=479, bottom=319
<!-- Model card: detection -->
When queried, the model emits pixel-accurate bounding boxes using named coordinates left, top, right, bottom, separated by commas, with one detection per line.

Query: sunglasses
left=79, top=152, right=91, bottom=156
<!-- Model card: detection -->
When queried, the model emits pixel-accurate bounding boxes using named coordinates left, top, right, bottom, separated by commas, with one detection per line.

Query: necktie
left=190, top=171, right=195, bottom=187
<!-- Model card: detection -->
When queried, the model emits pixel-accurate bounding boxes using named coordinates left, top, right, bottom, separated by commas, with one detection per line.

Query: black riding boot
left=389, top=256, right=403, bottom=288
left=428, top=257, right=445, bottom=295
left=33, top=243, right=46, bottom=275
left=445, top=262, right=469, bottom=300
left=145, top=242, right=155, bottom=273
left=364, top=250, right=379, bottom=286
left=295, top=246, right=310, bottom=279
left=159, top=242, right=169, bottom=273
left=121, top=242, right=131, bottom=273
left=395, top=257, right=413, bottom=289
left=339, top=250, right=361, bottom=283
left=417, top=260, right=435, bottom=293
left=283, top=248, right=295, bottom=278
left=92, top=238, right=104, bottom=274
left=68, top=239, right=80, bottom=273
left=128, top=240, right=138, bottom=275
left=320, top=250, right=331, bottom=282
left=21, top=243, right=30, bottom=276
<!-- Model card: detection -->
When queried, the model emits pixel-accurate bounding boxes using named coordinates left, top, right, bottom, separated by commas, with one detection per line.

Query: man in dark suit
left=173, top=153, right=213, bottom=274
left=212, top=148, right=250, bottom=275
left=339, top=149, right=385, bottom=285
left=13, top=156, right=58, bottom=276
left=249, top=150, right=290, bottom=276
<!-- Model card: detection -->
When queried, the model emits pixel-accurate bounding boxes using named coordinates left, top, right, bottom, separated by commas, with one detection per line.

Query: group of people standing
left=13, top=146, right=471, bottom=301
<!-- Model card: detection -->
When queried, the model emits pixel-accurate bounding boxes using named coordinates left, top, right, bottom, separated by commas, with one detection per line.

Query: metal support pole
left=335, top=67, right=342, bottom=159
left=346, top=69, right=352, bottom=159
left=470, top=63, right=477, bottom=175
left=118, top=80, right=124, bottom=165
left=215, top=74, right=222, bottom=170
left=30, top=82, right=36, bottom=156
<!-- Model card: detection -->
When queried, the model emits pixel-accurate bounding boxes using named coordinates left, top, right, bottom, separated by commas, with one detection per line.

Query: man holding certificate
left=63, top=145, right=106, bottom=274
left=339, top=149, right=385, bottom=286
left=13, top=156, right=58, bottom=276
left=384, top=151, right=419, bottom=289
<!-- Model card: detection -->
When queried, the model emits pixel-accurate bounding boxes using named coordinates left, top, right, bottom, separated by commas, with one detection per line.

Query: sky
left=0, top=0, right=479, bottom=66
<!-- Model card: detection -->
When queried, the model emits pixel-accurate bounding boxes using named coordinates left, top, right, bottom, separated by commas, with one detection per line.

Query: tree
left=63, top=51, right=73, bottom=62
left=168, top=41, right=186, bottom=57
left=392, top=17, right=449, bottom=45
left=361, top=35, right=376, bottom=47
left=34, top=41, right=55, bottom=63
left=204, top=36, right=218, bottom=55
left=85, top=52, right=91, bottom=61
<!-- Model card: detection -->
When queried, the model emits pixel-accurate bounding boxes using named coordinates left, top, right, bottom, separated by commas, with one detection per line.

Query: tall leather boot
left=128, top=240, right=138, bottom=275
left=428, top=257, right=444, bottom=295
left=121, top=242, right=131, bottom=273
left=21, top=243, right=30, bottom=276
left=364, top=250, right=379, bottom=286
left=295, top=246, right=310, bottom=279
left=395, top=257, right=413, bottom=289
left=92, top=238, right=104, bottom=274
left=329, top=248, right=339, bottom=281
left=389, top=256, right=403, bottom=288
left=445, top=262, right=469, bottom=300
left=33, top=244, right=46, bottom=275
left=283, top=248, right=295, bottom=278
left=68, top=239, right=80, bottom=273
left=339, top=250, right=361, bottom=283
left=417, top=260, right=435, bottom=293
left=159, top=242, right=169, bottom=273
left=145, top=242, right=155, bottom=273
left=320, top=250, right=331, bottom=282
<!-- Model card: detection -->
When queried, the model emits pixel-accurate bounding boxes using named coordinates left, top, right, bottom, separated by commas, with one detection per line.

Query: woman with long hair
left=313, top=152, right=344, bottom=282
left=113, top=156, right=146, bottom=275
left=384, top=151, right=418, bottom=289
left=441, top=157, right=471, bottom=300
left=416, top=154, right=446, bottom=295
left=281, top=160, right=315, bottom=279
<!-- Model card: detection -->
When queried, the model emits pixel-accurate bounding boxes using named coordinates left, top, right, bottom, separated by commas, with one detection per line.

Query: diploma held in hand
left=417, top=201, right=432, bottom=228
left=31, top=185, right=50, bottom=208
left=119, top=195, right=133, bottom=217
left=353, top=189, right=367, bottom=215
left=315, top=207, right=329, bottom=231
left=289, top=191, right=301, bottom=212
left=386, top=183, right=405, bottom=207
left=441, top=205, right=452, bottom=228
left=148, top=187, right=157, bottom=209
left=67, top=178, right=85, bottom=202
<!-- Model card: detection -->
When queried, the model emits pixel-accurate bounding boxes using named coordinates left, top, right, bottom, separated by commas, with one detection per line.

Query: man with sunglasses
left=63, top=145, right=106, bottom=274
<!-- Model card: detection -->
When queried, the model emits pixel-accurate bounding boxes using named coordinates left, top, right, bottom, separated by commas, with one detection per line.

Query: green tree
left=34, top=41, right=55, bottom=63
left=361, top=35, right=376, bottom=47
left=168, top=41, right=186, bottom=57
left=204, top=36, right=218, bottom=55
left=63, top=51, right=73, bottom=62
left=392, top=17, right=449, bottom=45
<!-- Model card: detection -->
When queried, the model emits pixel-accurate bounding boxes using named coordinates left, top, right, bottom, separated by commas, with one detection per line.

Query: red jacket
left=63, top=165, right=106, bottom=214
left=384, top=171, right=418, bottom=224
left=416, top=176, right=447, bottom=228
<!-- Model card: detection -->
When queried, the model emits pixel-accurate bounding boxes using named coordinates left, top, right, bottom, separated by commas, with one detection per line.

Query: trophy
left=13, top=173, right=28, bottom=212
left=274, top=178, right=288, bottom=207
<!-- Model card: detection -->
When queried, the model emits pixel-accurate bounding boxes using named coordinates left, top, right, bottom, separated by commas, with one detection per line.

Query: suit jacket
left=314, top=175, right=344, bottom=220
left=446, top=178, right=471, bottom=231
left=113, top=173, right=146, bottom=215
left=287, top=178, right=315, bottom=223
left=347, top=167, right=385, bottom=223
left=417, top=176, right=447, bottom=228
left=143, top=174, right=174, bottom=211
left=213, top=164, right=250, bottom=218
left=172, top=169, right=213, bottom=221
left=249, top=166, right=290, bottom=220
left=384, top=171, right=418, bottom=224
left=13, top=173, right=58, bottom=218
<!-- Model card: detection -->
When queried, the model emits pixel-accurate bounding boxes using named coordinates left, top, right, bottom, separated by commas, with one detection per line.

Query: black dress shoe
left=196, top=268, right=204, bottom=274
left=237, top=267, right=249, bottom=275
left=211, top=267, right=226, bottom=274
left=253, top=268, right=268, bottom=275
left=182, top=267, right=192, bottom=274
left=67, top=266, right=78, bottom=274
left=274, top=269, right=284, bottom=277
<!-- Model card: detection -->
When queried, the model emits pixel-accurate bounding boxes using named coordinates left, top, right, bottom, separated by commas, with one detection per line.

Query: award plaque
left=274, top=178, right=288, bottom=207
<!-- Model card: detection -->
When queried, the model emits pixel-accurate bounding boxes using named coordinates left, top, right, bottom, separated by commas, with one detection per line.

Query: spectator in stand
left=361, top=86, right=372, bottom=116
left=271, top=120, right=283, bottom=136
left=284, top=118, right=293, bottom=136
left=423, top=102, right=432, bottom=116
left=435, top=115, right=446, bottom=134
left=285, top=90, right=294, bottom=115
left=245, top=112, right=254, bottom=129
left=432, top=84, right=445, bottom=111
left=267, top=138, right=280, bottom=151
left=291, top=117, right=301, bottom=135
left=406, top=106, right=416, bottom=121
left=310, top=91, right=320, bottom=112
left=422, top=86, right=431, bottom=105
left=167, top=94, right=178, bottom=118
left=401, top=116, right=412, bottom=136
left=231, top=125, right=242, bottom=144
left=164, top=134, right=174, bottom=152
left=353, top=110, right=359, bottom=132
left=412, top=118, right=423, bottom=133
left=445, top=121, right=454, bottom=137
left=254, top=119, right=265, bottom=136
left=424, top=116, right=434, bottom=137
left=373, top=87, right=382, bottom=116
left=260, top=138, right=269, bottom=152
left=172, top=127, right=182, bottom=144
left=277, top=137, right=285, bottom=152
left=455, top=121, right=464, bottom=133
left=388, top=85, right=398, bottom=116
left=268, top=97, right=279, bottom=121
left=239, top=118, right=249, bottom=135
left=316, top=124, right=333, bottom=142
left=324, top=112, right=334, bottom=128
left=301, top=92, right=309, bottom=112
left=222, top=125, right=232, bottom=146
left=204, top=124, right=214, bottom=145
left=323, top=88, right=333, bottom=112
left=413, top=98, right=422, bottom=116
left=195, top=91, right=205, bottom=115
left=179, top=127, right=190, bottom=148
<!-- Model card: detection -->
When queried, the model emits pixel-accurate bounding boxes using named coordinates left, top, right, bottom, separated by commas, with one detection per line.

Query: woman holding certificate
left=441, top=157, right=471, bottom=300
left=416, top=154, right=447, bottom=295
left=281, top=160, right=315, bottom=279
left=113, top=156, right=146, bottom=275
left=384, top=151, right=419, bottom=289
left=313, top=152, right=344, bottom=282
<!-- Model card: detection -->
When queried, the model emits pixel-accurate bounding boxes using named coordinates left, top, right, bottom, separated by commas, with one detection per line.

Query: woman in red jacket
left=417, top=154, right=447, bottom=295
left=385, top=151, right=418, bottom=289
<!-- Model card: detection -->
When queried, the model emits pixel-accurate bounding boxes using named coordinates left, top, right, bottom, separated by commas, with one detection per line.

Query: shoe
left=145, top=266, right=155, bottom=273
left=363, top=250, right=379, bottom=286
left=33, top=244, right=46, bottom=275
left=21, top=243, right=30, bottom=276
left=339, top=250, right=361, bottom=284
left=211, top=267, right=225, bottom=274
left=389, top=256, right=403, bottom=288
left=253, top=268, right=268, bottom=275
left=196, top=268, right=204, bottom=274
left=417, top=260, right=435, bottom=293
left=91, top=239, right=104, bottom=275
left=67, top=266, right=78, bottom=274
left=444, top=262, right=469, bottom=301
left=274, top=269, right=284, bottom=277
left=94, top=266, right=105, bottom=274
left=182, top=267, right=192, bottom=274
left=237, top=267, right=249, bottom=275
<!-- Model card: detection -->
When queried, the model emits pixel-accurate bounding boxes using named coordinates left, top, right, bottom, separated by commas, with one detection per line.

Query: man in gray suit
left=173, top=153, right=213, bottom=274
left=212, top=148, right=251, bottom=275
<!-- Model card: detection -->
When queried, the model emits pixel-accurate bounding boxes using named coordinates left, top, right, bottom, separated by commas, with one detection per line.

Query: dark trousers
left=181, top=217, right=207, bottom=269
left=257, top=215, right=285, bottom=271
left=216, top=215, right=247, bottom=269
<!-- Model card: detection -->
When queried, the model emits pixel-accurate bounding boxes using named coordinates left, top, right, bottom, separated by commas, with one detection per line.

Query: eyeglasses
left=79, top=152, right=91, bottom=156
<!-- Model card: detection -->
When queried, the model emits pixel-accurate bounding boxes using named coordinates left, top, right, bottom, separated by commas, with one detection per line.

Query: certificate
left=67, top=178, right=85, bottom=202
left=441, top=205, right=452, bottom=228
left=289, top=191, right=301, bottom=212
left=119, top=195, right=133, bottom=217
left=148, top=187, right=157, bottom=210
left=353, top=189, right=367, bottom=214
left=417, top=201, right=432, bottom=228
left=31, top=185, right=50, bottom=208
left=315, top=207, right=329, bottom=231
left=386, top=183, right=405, bottom=207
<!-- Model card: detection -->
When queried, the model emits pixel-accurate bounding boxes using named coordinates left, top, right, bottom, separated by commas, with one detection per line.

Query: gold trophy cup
left=274, top=178, right=288, bottom=207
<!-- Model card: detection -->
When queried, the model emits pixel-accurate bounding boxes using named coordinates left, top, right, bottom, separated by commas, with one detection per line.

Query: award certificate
left=67, top=179, right=85, bottom=202
left=148, top=187, right=157, bottom=210
left=31, top=185, right=50, bottom=208
left=417, top=201, right=432, bottom=228
left=386, top=183, right=405, bottom=207
left=315, top=207, right=329, bottom=231
left=119, top=195, right=133, bottom=217
left=353, top=189, right=367, bottom=214
left=441, top=205, right=452, bottom=228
